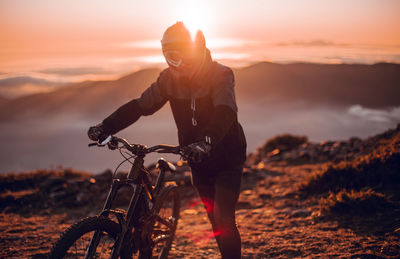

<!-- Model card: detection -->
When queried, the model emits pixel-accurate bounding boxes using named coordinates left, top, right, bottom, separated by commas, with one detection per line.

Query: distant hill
left=0, top=62, right=399, bottom=122
left=0, top=68, right=161, bottom=122
left=0, top=96, right=8, bottom=107
left=234, top=62, right=400, bottom=108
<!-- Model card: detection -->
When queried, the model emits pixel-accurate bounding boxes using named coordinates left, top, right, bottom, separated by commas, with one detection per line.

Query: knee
left=213, top=208, right=236, bottom=231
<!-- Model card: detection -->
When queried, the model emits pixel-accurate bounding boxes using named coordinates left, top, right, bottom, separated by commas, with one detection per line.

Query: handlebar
left=89, top=136, right=183, bottom=157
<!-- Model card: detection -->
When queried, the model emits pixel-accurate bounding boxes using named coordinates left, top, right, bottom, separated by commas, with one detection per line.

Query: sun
left=178, top=0, right=213, bottom=39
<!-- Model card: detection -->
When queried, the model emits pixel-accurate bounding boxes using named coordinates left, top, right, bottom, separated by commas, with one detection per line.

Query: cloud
left=0, top=76, right=67, bottom=98
left=275, top=39, right=347, bottom=47
left=39, top=67, right=110, bottom=76
left=121, top=40, right=160, bottom=49
left=0, top=76, right=57, bottom=87
left=348, top=104, right=400, bottom=123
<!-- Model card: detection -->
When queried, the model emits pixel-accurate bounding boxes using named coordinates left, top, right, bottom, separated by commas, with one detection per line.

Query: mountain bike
left=49, top=135, right=185, bottom=258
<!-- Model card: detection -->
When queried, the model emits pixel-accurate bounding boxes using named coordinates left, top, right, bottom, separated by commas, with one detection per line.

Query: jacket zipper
left=191, top=97, right=197, bottom=126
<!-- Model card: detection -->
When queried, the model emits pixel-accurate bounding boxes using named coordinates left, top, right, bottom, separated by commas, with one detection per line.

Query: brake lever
left=88, top=142, right=106, bottom=147
left=88, top=136, right=112, bottom=148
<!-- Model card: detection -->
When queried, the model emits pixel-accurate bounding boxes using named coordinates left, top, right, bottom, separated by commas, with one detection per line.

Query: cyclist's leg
left=191, top=165, right=243, bottom=259
left=192, top=182, right=230, bottom=256
left=191, top=172, right=217, bottom=232
left=212, top=165, right=242, bottom=259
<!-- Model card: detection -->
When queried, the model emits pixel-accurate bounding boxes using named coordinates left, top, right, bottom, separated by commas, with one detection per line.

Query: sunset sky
left=1, top=0, right=400, bottom=96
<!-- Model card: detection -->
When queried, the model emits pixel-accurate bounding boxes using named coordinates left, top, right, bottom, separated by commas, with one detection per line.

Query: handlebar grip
left=88, top=143, right=98, bottom=147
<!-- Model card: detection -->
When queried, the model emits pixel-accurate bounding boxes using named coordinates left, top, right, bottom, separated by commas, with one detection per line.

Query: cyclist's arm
left=102, top=73, right=168, bottom=135
left=202, top=66, right=238, bottom=147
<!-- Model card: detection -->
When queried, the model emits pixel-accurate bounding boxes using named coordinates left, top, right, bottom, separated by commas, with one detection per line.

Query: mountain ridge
left=1, top=62, right=399, bottom=122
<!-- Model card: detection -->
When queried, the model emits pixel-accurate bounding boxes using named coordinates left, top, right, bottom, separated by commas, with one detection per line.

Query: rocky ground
left=1, top=125, right=400, bottom=258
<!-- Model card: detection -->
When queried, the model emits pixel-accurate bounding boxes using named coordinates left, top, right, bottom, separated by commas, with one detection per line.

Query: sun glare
left=178, top=0, right=213, bottom=39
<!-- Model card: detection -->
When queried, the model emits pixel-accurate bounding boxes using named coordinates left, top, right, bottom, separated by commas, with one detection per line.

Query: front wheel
left=141, top=185, right=180, bottom=259
left=49, top=216, right=130, bottom=258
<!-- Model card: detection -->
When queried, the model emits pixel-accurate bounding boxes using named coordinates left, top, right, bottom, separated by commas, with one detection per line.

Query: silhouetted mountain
left=0, top=76, right=68, bottom=98
left=234, top=62, right=400, bottom=108
left=1, top=62, right=399, bottom=122
left=0, top=96, right=8, bottom=107
left=0, top=68, right=161, bottom=122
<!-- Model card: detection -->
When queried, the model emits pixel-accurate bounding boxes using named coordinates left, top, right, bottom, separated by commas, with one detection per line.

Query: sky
left=1, top=0, right=400, bottom=172
left=1, top=0, right=400, bottom=96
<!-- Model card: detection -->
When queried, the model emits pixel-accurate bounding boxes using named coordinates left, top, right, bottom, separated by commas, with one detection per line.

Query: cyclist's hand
left=182, top=141, right=212, bottom=163
left=87, top=123, right=108, bottom=143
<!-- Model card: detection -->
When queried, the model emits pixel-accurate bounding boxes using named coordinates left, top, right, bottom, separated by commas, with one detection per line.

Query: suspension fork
left=85, top=178, right=145, bottom=259
left=85, top=178, right=122, bottom=258
left=110, top=184, right=145, bottom=259
left=86, top=155, right=153, bottom=258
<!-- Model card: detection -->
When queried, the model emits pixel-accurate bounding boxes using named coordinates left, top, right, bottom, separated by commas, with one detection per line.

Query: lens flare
left=178, top=0, right=213, bottom=39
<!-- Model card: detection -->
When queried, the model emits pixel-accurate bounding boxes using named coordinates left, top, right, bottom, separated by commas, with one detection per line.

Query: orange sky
left=1, top=0, right=400, bottom=78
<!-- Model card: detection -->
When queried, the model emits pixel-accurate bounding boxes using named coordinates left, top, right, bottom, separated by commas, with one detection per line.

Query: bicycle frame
left=86, top=152, right=175, bottom=259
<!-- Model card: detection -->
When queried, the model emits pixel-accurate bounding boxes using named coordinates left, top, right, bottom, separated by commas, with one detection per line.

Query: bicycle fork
left=85, top=179, right=146, bottom=259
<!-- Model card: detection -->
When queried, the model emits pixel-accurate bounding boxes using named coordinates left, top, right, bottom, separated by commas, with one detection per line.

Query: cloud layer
left=0, top=76, right=67, bottom=98
left=348, top=105, right=400, bottom=123
left=39, top=67, right=111, bottom=76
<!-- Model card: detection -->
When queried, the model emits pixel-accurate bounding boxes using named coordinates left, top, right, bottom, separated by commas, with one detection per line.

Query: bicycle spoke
left=142, top=188, right=180, bottom=258
left=52, top=203, right=144, bottom=258
left=50, top=137, right=184, bottom=259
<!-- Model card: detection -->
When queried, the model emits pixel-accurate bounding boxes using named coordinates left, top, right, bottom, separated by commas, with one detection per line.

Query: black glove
left=87, top=123, right=108, bottom=143
left=182, top=141, right=212, bottom=163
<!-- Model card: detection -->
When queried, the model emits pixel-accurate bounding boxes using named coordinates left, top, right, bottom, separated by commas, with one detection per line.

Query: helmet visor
left=163, top=50, right=197, bottom=70
left=163, top=50, right=183, bottom=68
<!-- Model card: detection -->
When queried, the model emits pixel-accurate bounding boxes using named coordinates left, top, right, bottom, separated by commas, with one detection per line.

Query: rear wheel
left=141, top=186, right=180, bottom=259
left=49, top=216, right=131, bottom=258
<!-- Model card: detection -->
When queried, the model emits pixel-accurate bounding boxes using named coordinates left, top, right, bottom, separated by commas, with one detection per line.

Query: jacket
left=102, top=50, right=246, bottom=170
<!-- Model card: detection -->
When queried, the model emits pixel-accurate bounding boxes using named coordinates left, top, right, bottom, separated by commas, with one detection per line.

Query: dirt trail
left=1, top=163, right=399, bottom=258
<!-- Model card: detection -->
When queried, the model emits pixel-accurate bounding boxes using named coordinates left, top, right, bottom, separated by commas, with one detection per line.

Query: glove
left=87, top=123, right=108, bottom=143
left=182, top=141, right=212, bottom=163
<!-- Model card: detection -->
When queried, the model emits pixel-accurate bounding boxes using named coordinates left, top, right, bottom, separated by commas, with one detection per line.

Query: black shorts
left=191, top=163, right=243, bottom=192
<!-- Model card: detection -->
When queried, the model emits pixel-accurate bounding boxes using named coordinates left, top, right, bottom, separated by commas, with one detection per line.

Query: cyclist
left=88, top=22, right=246, bottom=259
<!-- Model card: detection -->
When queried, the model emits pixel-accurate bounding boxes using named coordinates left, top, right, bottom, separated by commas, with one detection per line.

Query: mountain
left=0, top=96, right=8, bottom=107
left=0, top=76, right=68, bottom=98
left=234, top=62, right=400, bottom=108
left=0, top=68, right=161, bottom=122
left=0, top=62, right=399, bottom=122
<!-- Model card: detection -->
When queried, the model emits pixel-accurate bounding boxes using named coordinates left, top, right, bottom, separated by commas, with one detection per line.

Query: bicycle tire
left=140, top=185, right=180, bottom=259
left=49, top=215, right=131, bottom=259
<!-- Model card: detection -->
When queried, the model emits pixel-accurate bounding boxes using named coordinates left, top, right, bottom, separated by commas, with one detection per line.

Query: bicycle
left=49, top=135, right=185, bottom=258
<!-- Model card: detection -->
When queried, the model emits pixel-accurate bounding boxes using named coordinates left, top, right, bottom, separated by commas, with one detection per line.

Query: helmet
left=161, top=21, right=192, bottom=47
left=161, top=22, right=206, bottom=69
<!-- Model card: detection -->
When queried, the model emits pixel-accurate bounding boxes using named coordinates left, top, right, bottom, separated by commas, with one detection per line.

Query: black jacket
left=102, top=51, right=246, bottom=170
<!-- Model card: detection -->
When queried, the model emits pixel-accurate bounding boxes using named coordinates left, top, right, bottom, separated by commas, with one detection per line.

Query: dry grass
left=0, top=168, right=90, bottom=193
left=260, top=134, right=308, bottom=153
left=299, top=128, right=400, bottom=198
left=0, top=169, right=105, bottom=215
left=298, top=126, right=400, bottom=237
left=319, top=189, right=394, bottom=215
